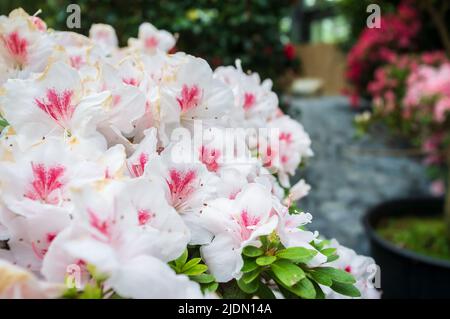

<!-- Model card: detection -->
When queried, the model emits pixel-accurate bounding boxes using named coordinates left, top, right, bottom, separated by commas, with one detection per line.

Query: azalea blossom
left=214, top=60, right=278, bottom=128
left=50, top=31, right=97, bottom=72
left=0, top=258, right=63, bottom=299
left=144, top=145, right=220, bottom=245
left=42, top=179, right=196, bottom=298
left=283, top=179, right=311, bottom=206
left=200, top=183, right=278, bottom=282
left=0, top=139, right=112, bottom=271
left=126, top=128, right=158, bottom=177
left=147, top=146, right=219, bottom=214
left=95, top=57, right=146, bottom=138
left=158, top=54, right=234, bottom=140
left=272, top=200, right=326, bottom=268
left=89, top=24, right=119, bottom=56
left=0, top=8, right=55, bottom=83
left=128, top=22, right=176, bottom=54
left=266, top=115, right=313, bottom=187
left=0, top=61, right=110, bottom=156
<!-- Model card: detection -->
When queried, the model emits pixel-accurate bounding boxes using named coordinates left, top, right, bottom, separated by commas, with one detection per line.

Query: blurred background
left=1, top=0, right=449, bottom=256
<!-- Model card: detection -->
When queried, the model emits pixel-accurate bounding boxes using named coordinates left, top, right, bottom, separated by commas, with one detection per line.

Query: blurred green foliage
left=377, top=216, right=450, bottom=261
left=0, top=0, right=299, bottom=92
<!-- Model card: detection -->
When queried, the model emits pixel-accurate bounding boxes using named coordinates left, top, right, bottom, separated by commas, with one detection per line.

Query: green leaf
left=313, top=240, right=327, bottom=251
left=321, top=248, right=337, bottom=256
left=259, top=236, right=269, bottom=249
left=242, top=269, right=260, bottom=284
left=203, top=282, right=219, bottom=293
left=241, top=258, right=258, bottom=273
left=181, top=258, right=202, bottom=272
left=312, top=280, right=326, bottom=299
left=79, top=283, right=102, bottom=299
left=256, top=255, right=277, bottom=266
left=270, top=260, right=305, bottom=287
left=288, top=201, right=300, bottom=214
left=313, top=267, right=356, bottom=284
left=174, top=249, right=188, bottom=269
left=275, top=282, right=299, bottom=299
left=62, top=287, right=78, bottom=299
left=221, top=281, right=249, bottom=299
left=326, top=254, right=339, bottom=263
left=255, top=282, right=276, bottom=299
left=237, top=277, right=259, bottom=294
left=183, top=264, right=208, bottom=276
left=276, top=247, right=317, bottom=263
left=190, top=273, right=215, bottom=284
left=330, top=282, right=361, bottom=298
left=309, top=270, right=332, bottom=287
left=289, top=278, right=316, bottom=299
left=0, top=118, right=9, bottom=129
left=242, top=246, right=264, bottom=257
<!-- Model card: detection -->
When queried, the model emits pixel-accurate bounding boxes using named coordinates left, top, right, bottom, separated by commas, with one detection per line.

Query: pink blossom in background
left=403, top=63, right=450, bottom=122
left=368, top=52, right=449, bottom=119
left=345, top=0, right=421, bottom=105
left=422, top=133, right=445, bottom=165
left=430, top=179, right=445, bottom=197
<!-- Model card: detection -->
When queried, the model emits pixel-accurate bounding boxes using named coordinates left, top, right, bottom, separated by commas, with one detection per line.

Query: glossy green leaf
left=182, top=264, right=208, bottom=276
left=313, top=267, right=356, bottom=284
left=242, top=246, right=264, bottom=257
left=321, top=248, right=337, bottom=256
left=174, top=249, right=188, bottom=269
left=312, top=280, right=326, bottom=299
left=237, top=277, right=259, bottom=294
left=309, top=270, right=333, bottom=287
left=330, top=282, right=361, bottom=298
left=256, top=255, right=277, bottom=266
left=326, top=254, right=339, bottom=263
left=190, top=273, right=215, bottom=284
left=255, top=282, right=276, bottom=299
left=270, top=260, right=305, bottom=287
left=276, top=247, right=317, bottom=263
left=203, top=282, right=219, bottom=293
left=181, top=258, right=202, bottom=272
left=242, top=269, right=260, bottom=284
left=289, top=278, right=316, bottom=299
left=241, top=258, right=258, bottom=273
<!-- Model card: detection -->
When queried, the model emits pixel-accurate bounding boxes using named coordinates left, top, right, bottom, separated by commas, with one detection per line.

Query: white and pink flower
left=0, top=8, right=378, bottom=300
left=199, top=183, right=278, bottom=282
left=128, top=22, right=176, bottom=54
left=0, top=61, right=110, bottom=156
left=0, top=9, right=55, bottom=83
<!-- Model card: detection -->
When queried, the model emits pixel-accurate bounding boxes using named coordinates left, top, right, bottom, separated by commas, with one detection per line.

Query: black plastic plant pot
left=364, top=197, right=450, bottom=299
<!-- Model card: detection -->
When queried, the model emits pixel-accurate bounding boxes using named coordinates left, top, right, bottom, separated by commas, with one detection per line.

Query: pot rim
left=363, top=197, right=450, bottom=269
